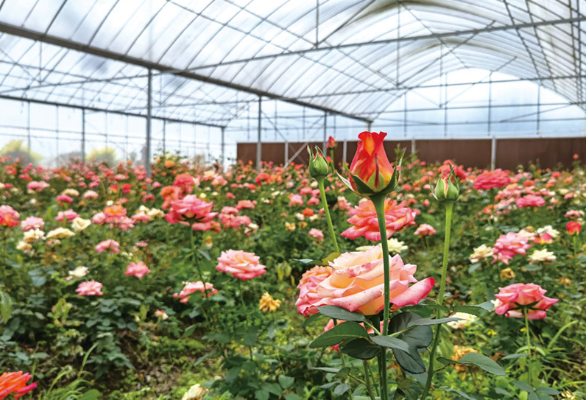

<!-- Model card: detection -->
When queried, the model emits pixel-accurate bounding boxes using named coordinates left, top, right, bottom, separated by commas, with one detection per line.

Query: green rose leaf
left=388, top=312, right=433, bottom=374
left=341, top=338, right=381, bottom=360
left=371, top=336, right=410, bottom=353
left=407, top=317, right=461, bottom=327
left=309, top=321, right=368, bottom=348
left=317, top=305, right=366, bottom=322
left=458, top=352, right=506, bottom=376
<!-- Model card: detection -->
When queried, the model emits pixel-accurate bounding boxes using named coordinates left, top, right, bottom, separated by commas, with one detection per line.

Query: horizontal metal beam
left=181, top=17, right=586, bottom=72
left=0, top=94, right=225, bottom=128
left=0, top=22, right=371, bottom=123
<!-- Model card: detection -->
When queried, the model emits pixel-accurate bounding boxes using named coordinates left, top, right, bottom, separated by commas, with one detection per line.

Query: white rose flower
left=71, top=217, right=91, bottom=232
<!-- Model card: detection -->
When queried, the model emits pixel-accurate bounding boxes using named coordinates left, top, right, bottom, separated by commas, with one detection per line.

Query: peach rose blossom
left=20, top=216, right=44, bottom=231
left=311, top=246, right=434, bottom=315
left=516, top=194, right=545, bottom=208
left=55, top=209, right=80, bottom=223
left=309, top=228, right=324, bottom=241
left=296, top=266, right=333, bottom=316
left=125, top=262, right=151, bottom=279
left=95, top=239, right=120, bottom=254
left=414, top=223, right=437, bottom=237
left=75, top=280, right=103, bottom=296
left=165, top=195, right=218, bottom=231
left=341, top=198, right=416, bottom=241
left=494, top=283, right=558, bottom=319
left=0, top=206, right=20, bottom=227
left=473, top=169, right=510, bottom=190
left=493, top=232, right=531, bottom=264
left=174, top=281, right=217, bottom=303
left=216, top=250, right=266, bottom=280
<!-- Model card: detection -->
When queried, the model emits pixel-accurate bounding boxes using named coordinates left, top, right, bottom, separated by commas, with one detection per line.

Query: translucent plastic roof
left=0, top=0, right=584, bottom=126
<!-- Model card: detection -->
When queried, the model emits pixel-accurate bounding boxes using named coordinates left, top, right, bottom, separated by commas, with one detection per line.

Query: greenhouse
left=0, top=0, right=585, bottom=399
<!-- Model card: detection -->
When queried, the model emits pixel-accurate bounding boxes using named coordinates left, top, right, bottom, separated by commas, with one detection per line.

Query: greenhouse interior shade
left=0, top=0, right=584, bottom=169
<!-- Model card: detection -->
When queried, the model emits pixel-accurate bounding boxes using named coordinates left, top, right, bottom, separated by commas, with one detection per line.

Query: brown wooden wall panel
left=496, top=138, right=586, bottom=170
left=237, top=138, right=586, bottom=170
left=417, top=140, right=492, bottom=168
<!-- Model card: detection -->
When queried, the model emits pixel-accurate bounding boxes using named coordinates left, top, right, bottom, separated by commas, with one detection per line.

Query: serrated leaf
left=407, top=317, right=461, bottom=327
left=371, top=336, right=410, bottom=353
left=278, top=375, right=295, bottom=389
left=389, top=312, right=433, bottom=374
left=334, top=383, right=351, bottom=395
left=309, top=322, right=368, bottom=348
left=341, top=338, right=381, bottom=360
left=303, top=312, right=326, bottom=328
left=317, top=305, right=365, bottom=322
left=458, top=353, right=506, bottom=376
left=0, top=291, right=13, bottom=323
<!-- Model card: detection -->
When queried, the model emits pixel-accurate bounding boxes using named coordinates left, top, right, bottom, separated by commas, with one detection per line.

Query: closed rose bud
left=347, top=131, right=397, bottom=195
left=433, top=167, right=460, bottom=203
left=567, top=221, right=582, bottom=235
left=327, top=136, right=337, bottom=149
left=308, top=146, right=329, bottom=179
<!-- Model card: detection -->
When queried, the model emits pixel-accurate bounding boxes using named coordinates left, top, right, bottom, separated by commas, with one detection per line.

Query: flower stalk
left=421, top=201, right=454, bottom=400
left=523, top=307, right=532, bottom=386
left=372, top=193, right=391, bottom=400
left=317, top=178, right=340, bottom=254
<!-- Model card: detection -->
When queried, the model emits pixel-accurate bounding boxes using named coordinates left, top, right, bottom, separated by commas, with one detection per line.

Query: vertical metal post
left=221, top=126, right=225, bottom=168
left=411, top=139, right=416, bottom=155
left=81, top=109, right=86, bottom=162
left=146, top=68, right=152, bottom=176
left=256, top=96, right=262, bottom=171
left=342, top=139, right=347, bottom=166
left=323, top=111, right=327, bottom=153
left=163, top=120, right=166, bottom=154
left=367, top=121, right=372, bottom=132
left=27, top=102, right=31, bottom=153
left=284, top=141, right=288, bottom=166
left=491, top=137, right=497, bottom=170
left=536, top=85, right=541, bottom=135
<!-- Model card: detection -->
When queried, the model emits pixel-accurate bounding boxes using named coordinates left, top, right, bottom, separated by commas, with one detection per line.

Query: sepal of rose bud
left=308, top=146, right=329, bottom=179
left=434, top=165, right=459, bottom=203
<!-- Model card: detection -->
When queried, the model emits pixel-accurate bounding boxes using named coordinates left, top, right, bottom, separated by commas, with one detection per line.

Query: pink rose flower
left=414, top=223, right=437, bottom=237
left=125, top=261, right=151, bottom=279
left=221, top=206, right=239, bottom=215
left=310, top=246, right=434, bottom=315
left=56, top=195, right=73, bottom=204
left=27, top=181, right=50, bottom=192
left=136, top=241, right=148, bottom=247
left=296, top=266, right=333, bottom=316
left=493, top=232, right=531, bottom=264
left=516, top=194, right=545, bottom=208
left=165, top=195, right=218, bottom=231
left=92, top=212, right=106, bottom=225
left=494, top=283, right=558, bottom=319
left=76, top=280, right=103, bottom=296
left=216, top=250, right=266, bottom=280
left=174, top=281, right=218, bottom=303
left=21, top=216, right=44, bottom=231
left=565, top=210, right=583, bottom=219
left=236, top=200, right=255, bottom=210
left=82, top=190, right=99, bottom=200
left=473, top=169, right=510, bottom=190
left=95, top=239, right=120, bottom=254
left=132, top=211, right=151, bottom=223
left=0, top=206, right=20, bottom=228
left=307, top=197, right=320, bottom=206
left=341, top=199, right=416, bottom=241
left=55, top=209, right=80, bottom=223
left=309, top=228, right=324, bottom=241
left=289, top=194, right=303, bottom=206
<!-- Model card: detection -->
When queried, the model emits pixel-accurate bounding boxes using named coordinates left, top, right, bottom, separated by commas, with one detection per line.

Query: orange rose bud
left=346, top=131, right=397, bottom=195
left=567, top=221, right=582, bottom=235
left=327, top=136, right=337, bottom=149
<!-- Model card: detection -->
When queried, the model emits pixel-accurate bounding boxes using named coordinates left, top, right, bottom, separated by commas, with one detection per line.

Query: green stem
left=318, top=178, right=340, bottom=253
left=421, top=202, right=453, bottom=400
left=190, top=228, right=211, bottom=326
left=524, top=308, right=532, bottom=386
left=372, top=194, right=390, bottom=400
left=363, top=361, right=377, bottom=400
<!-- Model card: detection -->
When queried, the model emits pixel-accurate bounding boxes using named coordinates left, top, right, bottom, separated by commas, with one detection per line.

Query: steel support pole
left=163, top=120, right=166, bottom=154
left=27, top=102, right=31, bottom=153
left=411, top=139, right=416, bottom=155
left=491, top=137, right=497, bottom=170
left=367, top=122, right=372, bottom=132
left=323, top=111, right=327, bottom=153
left=146, top=68, right=152, bottom=177
left=81, top=109, right=86, bottom=162
left=284, top=141, right=288, bottom=166
left=342, top=139, right=347, bottom=166
left=221, top=126, right=225, bottom=168
left=256, top=96, right=262, bottom=171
